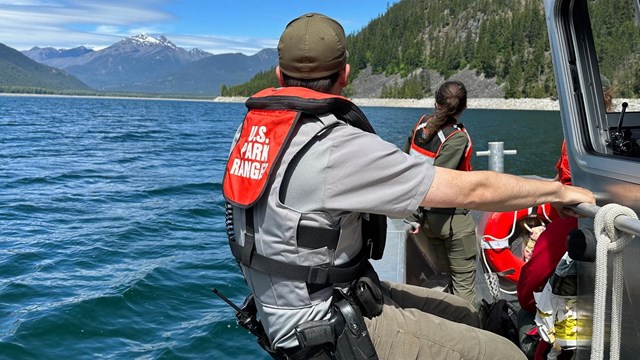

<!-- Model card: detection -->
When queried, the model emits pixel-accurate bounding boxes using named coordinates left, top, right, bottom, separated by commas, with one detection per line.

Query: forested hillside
left=0, top=43, right=91, bottom=94
left=223, top=0, right=640, bottom=99
left=590, top=0, right=640, bottom=97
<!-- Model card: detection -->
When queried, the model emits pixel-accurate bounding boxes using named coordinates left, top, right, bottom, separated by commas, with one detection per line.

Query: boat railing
left=571, top=203, right=640, bottom=237
left=476, top=142, right=640, bottom=236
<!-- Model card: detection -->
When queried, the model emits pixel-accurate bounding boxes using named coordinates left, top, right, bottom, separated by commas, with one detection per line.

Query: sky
left=1, top=0, right=399, bottom=55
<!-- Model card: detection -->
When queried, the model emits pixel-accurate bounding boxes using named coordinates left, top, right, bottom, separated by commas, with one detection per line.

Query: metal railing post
left=475, top=141, right=517, bottom=172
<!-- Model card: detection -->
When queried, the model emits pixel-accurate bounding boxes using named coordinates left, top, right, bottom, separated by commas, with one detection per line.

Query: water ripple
left=0, top=96, right=562, bottom=359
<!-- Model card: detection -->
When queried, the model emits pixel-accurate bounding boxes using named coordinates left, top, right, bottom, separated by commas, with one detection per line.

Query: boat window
left=587, top=0, right=640, bottom=113
left=587, top=0, right=640, bottom=157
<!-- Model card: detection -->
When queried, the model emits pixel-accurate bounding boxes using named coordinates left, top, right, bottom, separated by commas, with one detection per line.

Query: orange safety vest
left=408, top=115, right=473, bottom=171
left=223, top=86, right=375, bottom=208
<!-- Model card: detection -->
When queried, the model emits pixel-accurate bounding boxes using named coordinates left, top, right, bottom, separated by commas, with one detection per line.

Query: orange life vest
left=223, top=86, right=375, bottom=208
left=408, top=115, right=473, bottom=171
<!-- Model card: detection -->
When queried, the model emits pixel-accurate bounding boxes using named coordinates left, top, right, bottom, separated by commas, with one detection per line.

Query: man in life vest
left=222, top=12, right=594, bottom=360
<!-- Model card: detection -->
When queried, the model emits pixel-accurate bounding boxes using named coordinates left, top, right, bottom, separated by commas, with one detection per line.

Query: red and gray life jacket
left=408, top=115, right=473, bottom=171
left=223, top=86, right=385, bottom=277
left=224, top=87, right=375, bottom=208
left=222, top=87, right=386, bottom=348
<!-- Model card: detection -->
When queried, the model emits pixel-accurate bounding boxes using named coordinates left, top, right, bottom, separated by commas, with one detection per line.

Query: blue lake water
left=0, top=95, right=563, bottom=359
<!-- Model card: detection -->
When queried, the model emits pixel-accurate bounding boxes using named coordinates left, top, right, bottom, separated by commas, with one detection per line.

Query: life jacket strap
left=230, top=208, right=368, bottom=284
left=297, top=225, right=340, bottom=250
left=241, top=209, right=256, bottom=266
left=229, top=239, right=368, bottom=284
left=423, top=207, right=470, bottom=215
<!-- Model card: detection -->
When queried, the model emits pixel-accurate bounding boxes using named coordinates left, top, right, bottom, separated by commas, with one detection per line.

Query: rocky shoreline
left=213, top=96, right=637, bottom=112
left=213, top=96, right=562, bottom=111
left=353, top=98, right=563, bottom=111
left=3, top=93, right=634, bottom=111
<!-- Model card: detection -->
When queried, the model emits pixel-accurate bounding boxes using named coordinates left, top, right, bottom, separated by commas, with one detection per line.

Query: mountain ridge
left=225, top=0, right=640, bottom=99
left=14, top=33, right=278, bottom=96
left=0, top=43, right=91, bottom=92
left=8, top=0, right=640, bottom=99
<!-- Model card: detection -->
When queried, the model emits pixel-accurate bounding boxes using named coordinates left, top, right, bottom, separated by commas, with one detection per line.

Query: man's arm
left=422, top=167, right=595, bottom=214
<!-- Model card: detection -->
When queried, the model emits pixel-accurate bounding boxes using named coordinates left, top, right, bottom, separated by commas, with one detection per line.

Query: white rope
left=590, top=204, right=637, bottom=360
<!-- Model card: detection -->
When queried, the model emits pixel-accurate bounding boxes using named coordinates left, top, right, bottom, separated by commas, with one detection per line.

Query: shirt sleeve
left=323, top=125, right=434, bottom=219
left=434, top=132, right=468, bottom=169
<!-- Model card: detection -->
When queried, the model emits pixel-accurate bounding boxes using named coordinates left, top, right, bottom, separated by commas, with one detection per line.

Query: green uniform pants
left=421, top=211, right=478, bottom=305
left=365, top=282, right=526, bottom=360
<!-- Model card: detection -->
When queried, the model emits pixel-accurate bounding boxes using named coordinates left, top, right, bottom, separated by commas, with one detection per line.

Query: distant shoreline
left=0, top=93, right=213, bottom=103
left=215, top=96, right=639, bottom=112
left=4, top=93, right=635, bottom=111
left=214, top=96, right=562, bottom=111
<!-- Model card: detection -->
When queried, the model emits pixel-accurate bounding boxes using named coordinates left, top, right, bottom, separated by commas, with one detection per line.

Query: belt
left=280, top=344, right=332, bottom=360
left=424, top=208, right=469, bottom=215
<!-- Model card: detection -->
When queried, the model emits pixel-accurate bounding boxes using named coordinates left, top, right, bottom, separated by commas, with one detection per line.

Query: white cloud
left=168, top=34, right=277, bottom=55
left=0, top=0, right=60, bottom=5
left=128, top=27, right=164, bottom=37
left=94, top=25, right=122, bottom=35
left=0, top=1, right=274, bottom=54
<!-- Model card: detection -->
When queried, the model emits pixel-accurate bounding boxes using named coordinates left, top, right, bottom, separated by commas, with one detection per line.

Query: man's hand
left=404, top=219, right=420, bottom=234
left=551, top=185, right=595, bottom=218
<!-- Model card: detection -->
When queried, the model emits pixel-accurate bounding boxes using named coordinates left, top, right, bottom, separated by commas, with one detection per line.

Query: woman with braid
left=406, top=80, right=478, bottom=305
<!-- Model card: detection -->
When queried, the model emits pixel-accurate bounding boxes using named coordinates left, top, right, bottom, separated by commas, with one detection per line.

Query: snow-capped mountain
left=122, top=33, right=177, bottom=48
left=20, top=34, right=277, bottom=95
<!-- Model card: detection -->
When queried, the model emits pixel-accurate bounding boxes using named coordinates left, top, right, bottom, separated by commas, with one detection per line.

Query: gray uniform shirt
left=283, top=118, right=433, bottom=217
left=236, top=114, right=435, bottom=349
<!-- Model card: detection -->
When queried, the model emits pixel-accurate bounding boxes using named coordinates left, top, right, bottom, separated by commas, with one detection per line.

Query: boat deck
left=374, top=217, right=518, bottom=307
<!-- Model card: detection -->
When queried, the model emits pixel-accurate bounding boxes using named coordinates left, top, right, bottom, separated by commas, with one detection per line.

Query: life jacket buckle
left=309, top=266, right=330, bottom=284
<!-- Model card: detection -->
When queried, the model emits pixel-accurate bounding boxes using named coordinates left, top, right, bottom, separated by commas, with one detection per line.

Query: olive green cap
left=278, top=13, right=347, bottom=79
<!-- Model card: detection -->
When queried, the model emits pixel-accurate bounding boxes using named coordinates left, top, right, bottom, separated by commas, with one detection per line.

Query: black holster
left=351, top=262, right=384, bottom=318
left=293, top=298, right=378, bottom=360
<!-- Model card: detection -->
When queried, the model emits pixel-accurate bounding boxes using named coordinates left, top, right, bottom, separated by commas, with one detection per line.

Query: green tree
left=228, top=0, right=640, bottom=99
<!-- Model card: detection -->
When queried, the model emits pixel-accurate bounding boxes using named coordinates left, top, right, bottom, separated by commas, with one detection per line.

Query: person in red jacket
left=518, top=142, right=576, bottom=313
left=517, top=141, right=577, bottom=360
left=517, top=78, right=614, bottom=359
